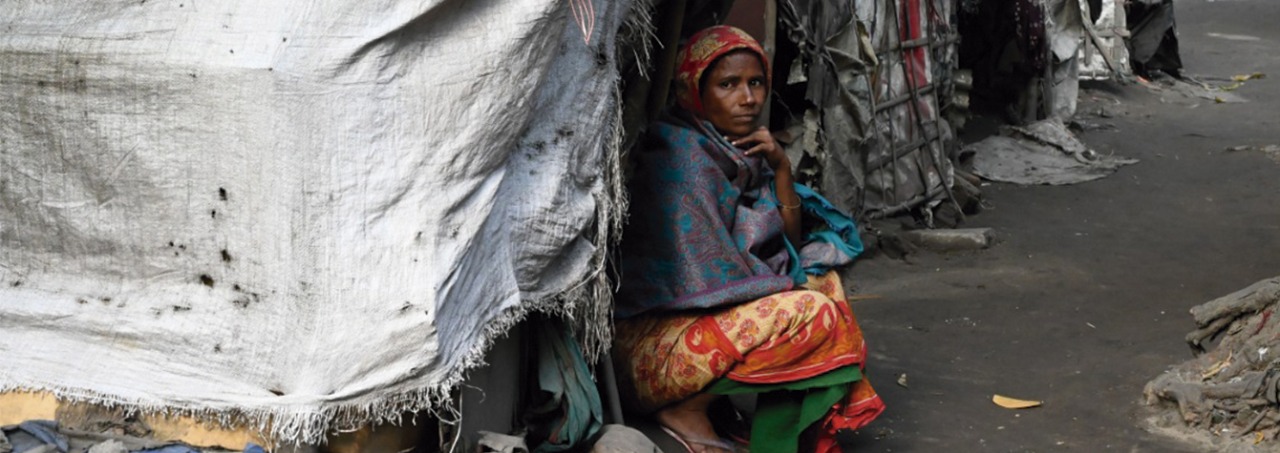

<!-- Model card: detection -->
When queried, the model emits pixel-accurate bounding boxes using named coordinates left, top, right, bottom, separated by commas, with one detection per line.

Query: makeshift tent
left=0, top=0, right=643, bottom=445
left=767, top=0, right=961, bottom=222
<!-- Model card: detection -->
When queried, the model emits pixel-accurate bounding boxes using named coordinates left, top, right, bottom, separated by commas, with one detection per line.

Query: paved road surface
left=843, top=0, right=1280, bottom=451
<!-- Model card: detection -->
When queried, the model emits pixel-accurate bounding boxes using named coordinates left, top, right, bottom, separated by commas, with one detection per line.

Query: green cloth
left=527, top=320, right=604, bottom=453
left=706, top=367, right=861, bottom=453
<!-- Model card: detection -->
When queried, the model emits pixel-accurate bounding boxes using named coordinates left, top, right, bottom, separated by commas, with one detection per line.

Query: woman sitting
left=613, top=26, right=885, bottom=453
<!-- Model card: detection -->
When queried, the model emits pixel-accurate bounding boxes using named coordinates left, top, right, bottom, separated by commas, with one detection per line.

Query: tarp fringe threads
left=619, top=0, right=657, bottom=78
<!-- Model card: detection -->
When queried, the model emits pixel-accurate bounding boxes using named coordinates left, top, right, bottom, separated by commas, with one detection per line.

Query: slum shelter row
left=620, top=0, right=1177, bottom=234
left=739, top=0, right=1177, bottom=226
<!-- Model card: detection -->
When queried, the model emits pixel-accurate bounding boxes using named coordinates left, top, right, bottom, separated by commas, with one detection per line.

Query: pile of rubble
left=1145, top=277, right=1280, bottom=446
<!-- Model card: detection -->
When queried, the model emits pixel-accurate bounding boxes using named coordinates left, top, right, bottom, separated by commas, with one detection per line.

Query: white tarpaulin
left=0, top=0, right=634, bottom=444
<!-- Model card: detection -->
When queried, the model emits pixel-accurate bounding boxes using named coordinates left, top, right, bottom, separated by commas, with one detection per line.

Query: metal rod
left=646, top=0, right=687, bottom=118
left=875, top=83, right=937, bottom=113
left=599, top=354, right=625, bottom=425
left=865, top=128, right=940, bottom=170
left=879, top=35, right=959, bottom=54
left=762, top=0, right=777, bottom=127
left=864, top=186, right=948, bottom=219
left=892, top=0, right=963, bottom=221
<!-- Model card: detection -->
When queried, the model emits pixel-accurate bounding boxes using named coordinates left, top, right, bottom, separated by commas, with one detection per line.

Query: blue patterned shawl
left=616, top=111, right=862, bottom=319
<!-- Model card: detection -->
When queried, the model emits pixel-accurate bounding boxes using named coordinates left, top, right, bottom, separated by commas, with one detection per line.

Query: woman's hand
left=734, top=127, right=802, bottom=244
left=732, top=127, right=789, bottom=172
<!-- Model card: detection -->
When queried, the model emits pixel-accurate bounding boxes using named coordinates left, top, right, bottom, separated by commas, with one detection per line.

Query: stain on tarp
left=595, top=43, right=608, bottom=67
left=551, top=127, right=576, bottom=147
left=230, top=284, right=261, bottom=308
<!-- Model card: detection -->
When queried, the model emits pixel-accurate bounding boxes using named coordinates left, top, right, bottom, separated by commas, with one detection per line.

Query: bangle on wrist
left=780, top=200, right=801, bottom=210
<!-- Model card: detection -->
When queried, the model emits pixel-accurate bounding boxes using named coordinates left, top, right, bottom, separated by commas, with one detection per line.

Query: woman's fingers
left=735, top=128, right=788, bottom=169
left=742, top=142, right=770, bottom=156
left=745, top=144, right=786, bottom=169
left=739, top=130, right=773, bottom=152
left=732, top=128, right=771, bottom=147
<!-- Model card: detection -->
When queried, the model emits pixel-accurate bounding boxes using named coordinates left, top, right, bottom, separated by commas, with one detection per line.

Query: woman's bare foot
left=655, top=393, right=735, bottom=453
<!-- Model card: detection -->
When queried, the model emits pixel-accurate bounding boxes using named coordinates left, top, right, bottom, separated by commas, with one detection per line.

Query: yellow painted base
left=0, top=391, right=59, bottom=425
left=324, top=422, right=423, bottom=453
left=0, top=391, right=264, bottom=450
left=0, top=391, right=430, bottom=452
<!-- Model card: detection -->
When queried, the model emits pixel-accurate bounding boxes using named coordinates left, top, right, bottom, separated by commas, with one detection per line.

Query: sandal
left=708, top=399, right=751, bottom=446
left=659, top=425, right=739, bottom=453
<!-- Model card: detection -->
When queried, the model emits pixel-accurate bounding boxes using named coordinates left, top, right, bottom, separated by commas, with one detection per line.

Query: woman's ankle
left=655, top=394, right=720, bottom=439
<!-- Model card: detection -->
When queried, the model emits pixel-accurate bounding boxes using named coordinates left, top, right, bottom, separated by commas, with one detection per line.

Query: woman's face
left=699, top=50, right=766, bottom=139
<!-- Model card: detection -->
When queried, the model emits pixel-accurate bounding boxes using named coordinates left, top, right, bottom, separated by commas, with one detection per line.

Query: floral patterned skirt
left=613, top=271, right=881, bottom=426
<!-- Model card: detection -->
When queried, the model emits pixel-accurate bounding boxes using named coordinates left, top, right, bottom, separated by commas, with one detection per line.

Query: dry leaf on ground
left=993, top=394, right=1042, bottom=409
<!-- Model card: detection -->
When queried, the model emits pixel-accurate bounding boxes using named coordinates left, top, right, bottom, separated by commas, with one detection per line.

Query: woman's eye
left=749, top=79, right=763, bottom=87
left=719, top=81, right=732, bottom=89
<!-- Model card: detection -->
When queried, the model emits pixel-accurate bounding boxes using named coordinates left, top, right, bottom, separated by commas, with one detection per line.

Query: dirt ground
left=838, top=1, right=1280, bottom=451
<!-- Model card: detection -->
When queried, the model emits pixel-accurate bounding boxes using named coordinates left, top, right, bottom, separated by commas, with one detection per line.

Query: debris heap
left=1146, top=277, right=1280, bottom=443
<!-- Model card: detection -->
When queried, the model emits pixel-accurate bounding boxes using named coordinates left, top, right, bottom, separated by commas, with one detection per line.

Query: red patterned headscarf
left=675, top=25, right=771, bottom=116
